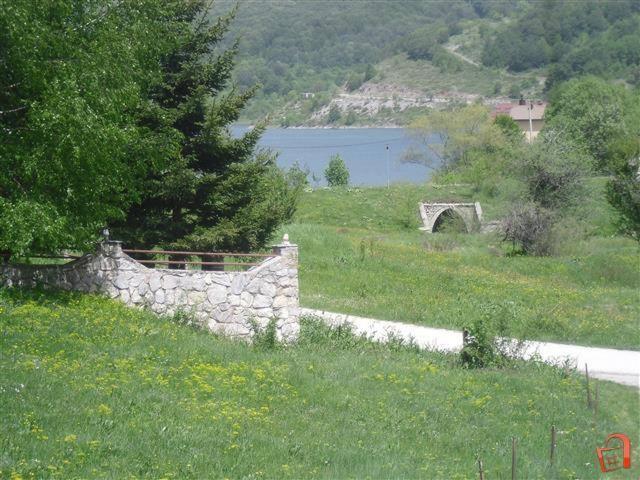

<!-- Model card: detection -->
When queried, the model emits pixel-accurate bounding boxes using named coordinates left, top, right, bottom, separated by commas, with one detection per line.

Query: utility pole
left=528, top=101, right=534, bottom=143
left=386, top=144, right=390, bottom=188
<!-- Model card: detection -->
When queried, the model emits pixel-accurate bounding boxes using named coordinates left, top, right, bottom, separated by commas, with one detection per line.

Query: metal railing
left=121, top=248, right=274, bottom=270
left=0, top=253, right=81, bottom=264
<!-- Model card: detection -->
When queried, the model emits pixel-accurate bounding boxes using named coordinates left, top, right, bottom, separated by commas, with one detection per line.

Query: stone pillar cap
left=272, top=233, right=298, bottom=248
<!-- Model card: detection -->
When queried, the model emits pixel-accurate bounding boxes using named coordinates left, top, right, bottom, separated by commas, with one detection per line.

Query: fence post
left=477, top=457, right=484, bottom=480
left=511, top=437, right=517, bottom=480
left=585, top=363, right=592, bottom=409
left=550, top=424, right=556, bottom=465
left=271, top=234, right=299, bottom=265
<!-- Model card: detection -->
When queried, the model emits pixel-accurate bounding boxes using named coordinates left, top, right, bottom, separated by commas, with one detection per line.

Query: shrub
left=250, top=318, right=279, bottom=350
left=324, top=154, right=350, bottom=187
left=501, top=203, right=555, bottom=256
left=516, top=130, right=591, bottom=209
left=605, top=136, right=640, bottom=240
left=460, top=303, right=516, bottom=368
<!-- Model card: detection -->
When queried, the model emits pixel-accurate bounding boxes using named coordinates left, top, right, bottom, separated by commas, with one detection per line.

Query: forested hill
left=210, top=0, right=640, bottom=125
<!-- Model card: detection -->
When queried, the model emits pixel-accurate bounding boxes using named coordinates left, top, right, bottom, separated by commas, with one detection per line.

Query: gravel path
left=301, top=308, right=640, bottom=388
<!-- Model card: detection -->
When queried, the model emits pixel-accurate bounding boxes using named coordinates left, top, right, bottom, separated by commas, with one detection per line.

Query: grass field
left=286, top=182, right=640, bottom=349
left=1, top=289, right=639, bottom=479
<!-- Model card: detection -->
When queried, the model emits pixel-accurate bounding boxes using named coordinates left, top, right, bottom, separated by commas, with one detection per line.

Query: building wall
left=516, top=119, right=544, bottom=142
left=0, top=241, right=300, bottom=341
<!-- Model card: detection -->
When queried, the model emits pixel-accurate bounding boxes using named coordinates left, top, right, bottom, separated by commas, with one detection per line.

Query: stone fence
left=0, top=237, right=299, bottom=341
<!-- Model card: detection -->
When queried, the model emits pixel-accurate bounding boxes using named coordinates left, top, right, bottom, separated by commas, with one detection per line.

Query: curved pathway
left=301, top=308, right=640, bottom=388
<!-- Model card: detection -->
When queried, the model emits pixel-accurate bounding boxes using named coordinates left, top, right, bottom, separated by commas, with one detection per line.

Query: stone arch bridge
left=418, top=202, right=483, bottom=233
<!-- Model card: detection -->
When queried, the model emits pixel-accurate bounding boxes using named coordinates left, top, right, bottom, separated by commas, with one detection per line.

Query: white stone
left=253, top=294, right=272, bottom=309
left=164, top=289, right=175, bottom=305
left=260, top=282, right=277, bottom=297
left=113, top=275, right=130, bottom=290
left=273, top=296, right=290, bottom=308
left=155, top=289, right=165, bottom=304
left=230, top=275, right=246, bottom=295
left=192, top=278, right=207, bottom=292
left=254, top=307, right=273, bottom=318
left=187, top=291, right=206, bottom=305
left=211, top=275, right=231, bottom=287
left=149, top=276, right=162, bottom=292
left=162, top=275, right=179, bottom=290
left=131, top=290, right=142, bottom=304
left=240, top=292, right=253, bottom=308
left=207, top=285, right=228, bottom=304
left=138, top=282, right=149, bottom=295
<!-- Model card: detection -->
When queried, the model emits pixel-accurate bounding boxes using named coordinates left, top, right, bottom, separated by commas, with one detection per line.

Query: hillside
left=209, top=0, right=640, bottom=126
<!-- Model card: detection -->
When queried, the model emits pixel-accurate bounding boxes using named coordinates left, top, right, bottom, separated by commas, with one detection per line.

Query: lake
left=231, top=126, right=439, bottom=186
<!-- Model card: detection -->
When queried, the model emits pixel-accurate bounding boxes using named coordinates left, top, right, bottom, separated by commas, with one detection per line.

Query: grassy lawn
left=1, top=289, right=638, bottom=479
left=286, top=183, right=640, bottom=349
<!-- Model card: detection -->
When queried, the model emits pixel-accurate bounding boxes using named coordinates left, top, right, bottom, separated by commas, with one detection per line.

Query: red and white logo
left=596, top=433, right=631, bottom=473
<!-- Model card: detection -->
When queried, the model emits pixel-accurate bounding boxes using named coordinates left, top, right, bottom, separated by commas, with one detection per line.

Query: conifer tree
left=115, top=1, right=299, bottom=256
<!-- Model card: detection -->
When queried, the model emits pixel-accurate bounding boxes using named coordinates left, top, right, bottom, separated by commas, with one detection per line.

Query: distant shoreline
left=235, top=123, right=404, bottom=130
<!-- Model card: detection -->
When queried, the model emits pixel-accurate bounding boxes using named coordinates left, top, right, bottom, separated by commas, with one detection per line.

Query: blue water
left=231, top=126, right=436, bottom=186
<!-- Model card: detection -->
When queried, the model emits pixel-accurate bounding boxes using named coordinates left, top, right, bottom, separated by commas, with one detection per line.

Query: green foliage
left=0, top=0, right=177, bottom=256
left=324, top=154, right=350, bottom=187
left=250, top=318, right=280, bottom=350
left=460, top=303, right=513, bottom=369
left=482, top=0, right=640, bottom=84
left=545, top=76, right=636, bottom=171
left=407, top=105, right=507, bottom=171
left=112, top=3, right=299, bottom=254
left=515, top=131, right=592, bottom=210
left=493, top=114, right=524, bottom=144
left=606, top=136, right=640, bottom=240
left=501, top=203, right=555, bottom=257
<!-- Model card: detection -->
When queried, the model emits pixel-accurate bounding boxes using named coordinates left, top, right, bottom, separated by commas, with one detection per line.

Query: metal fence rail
left=121, top=248, right=274, bottom=269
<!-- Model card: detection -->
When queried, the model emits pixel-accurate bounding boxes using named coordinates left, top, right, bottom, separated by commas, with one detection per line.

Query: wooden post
left=550, top=424, right=556, bottom=465
left=594, top=382, right=599, bottom=419
left=477, top=457, right=484, bottom=480
left=585, top=363, right=592, bottom=409
left=511, top=437, right=517, bottom=480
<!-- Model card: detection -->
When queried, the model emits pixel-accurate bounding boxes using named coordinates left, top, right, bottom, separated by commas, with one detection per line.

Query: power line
left=262, top=136, right=407, bottom=150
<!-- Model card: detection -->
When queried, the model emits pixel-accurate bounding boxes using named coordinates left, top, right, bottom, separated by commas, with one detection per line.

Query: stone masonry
left=418, top=202, right=483, bottom=233
left=0, top=237, right=300, bottom=341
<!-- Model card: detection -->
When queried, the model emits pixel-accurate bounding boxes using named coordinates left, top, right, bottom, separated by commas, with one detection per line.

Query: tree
left=0, top=0, right=177, bottom=257
left=545, top=76, right=633, bottom=171
left=324, top=155, right=349, bottom=187
left=606, top=136, right=640, bottom=240
left=405, top=105, right=507, bottom=171
left=112, top=2, right=301, bottom=255
left=514, top=130, right=591, bottom=210
left=493, top=114, right=524, bottom=144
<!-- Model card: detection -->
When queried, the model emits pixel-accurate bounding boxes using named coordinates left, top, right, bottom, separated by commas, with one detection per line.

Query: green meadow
left=287, top=182, right=640, bottom=349
left=1, top=289, right=638, bottom=479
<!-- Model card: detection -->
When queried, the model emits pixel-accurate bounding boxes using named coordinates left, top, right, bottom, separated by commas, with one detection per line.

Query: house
left=493, top=99, right=547, bottom=143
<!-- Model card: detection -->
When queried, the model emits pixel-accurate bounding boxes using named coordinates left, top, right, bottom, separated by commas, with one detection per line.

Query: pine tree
left=114, top=1, right=300, bottom=257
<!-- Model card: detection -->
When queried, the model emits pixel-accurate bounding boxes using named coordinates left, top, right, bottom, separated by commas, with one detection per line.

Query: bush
left=460, top=303, right=515, bottom=369
left=605, top=136, right=640, bottom=240
left=516, top=131, right=591, bottom=209
left=324, top=154, right=350, bottom=187
left=501, top=203, right=555, bottom=256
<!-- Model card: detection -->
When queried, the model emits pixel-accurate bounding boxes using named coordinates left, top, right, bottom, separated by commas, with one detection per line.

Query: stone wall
left=0, top=239, right=299, bottom=341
